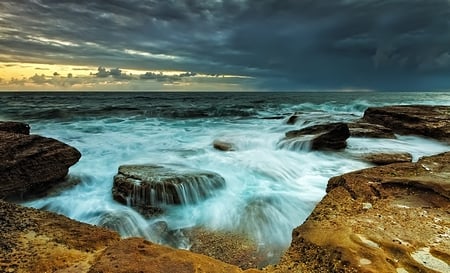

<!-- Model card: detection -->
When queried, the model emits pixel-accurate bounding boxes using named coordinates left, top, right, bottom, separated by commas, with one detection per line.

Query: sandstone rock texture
left=280, top=122, right=350, bottom=151
left=0, top=201, right=260, bottom=273
left=363, top=105, right=450, bottom=143
left=0, top=122, right=81, bottom=200
left=271, top=152, right=450, bottom=273
left=363, top=152, right=413, bottom=165
left=348, top=122, right=396, bottom=139
left=113, top=164, right=226, bottom=215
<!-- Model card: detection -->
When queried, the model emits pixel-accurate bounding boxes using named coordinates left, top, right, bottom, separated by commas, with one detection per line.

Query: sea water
left=1, top=91, right=449, bottom=263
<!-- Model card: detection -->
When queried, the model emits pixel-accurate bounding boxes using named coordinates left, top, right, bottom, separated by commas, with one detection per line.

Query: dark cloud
left=0, top=0, right=449, bottom=90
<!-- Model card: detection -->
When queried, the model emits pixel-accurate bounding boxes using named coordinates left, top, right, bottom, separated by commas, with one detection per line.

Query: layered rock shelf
left=113, top=164, right=226, bottom=216
left=0, top=122, right=81, bottom=200
left=271, top=152, right=450, bottom=273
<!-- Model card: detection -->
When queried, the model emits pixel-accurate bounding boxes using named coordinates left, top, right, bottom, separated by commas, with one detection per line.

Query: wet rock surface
left=0, top=201, right=260, bottom=273
left=280, top=122, right=350, bottom=151
left=362, top=152, right=413, bottom=165
left=348, top=121, right=396, bottom=139
left=0, top=123, right=81, bottom=200
left=213, top=139, right=236, bottom=151
left=113, top=164, right=226, bottom=216
left=271, top=152, right=450, bottom=273
left=362, top=105, right=450, bottom=143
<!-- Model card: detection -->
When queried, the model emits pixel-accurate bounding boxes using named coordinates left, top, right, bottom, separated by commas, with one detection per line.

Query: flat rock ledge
left=363, top=105, right=450, bottom=143
left=0, top=200, right=260, bottom=273
left=270, top=151, right=450, bottom=273
left=113, top=164, right=226, bottom=216
left=362, top=152, right=413, bottom=165
left=0, top=121, right=81, bottom=200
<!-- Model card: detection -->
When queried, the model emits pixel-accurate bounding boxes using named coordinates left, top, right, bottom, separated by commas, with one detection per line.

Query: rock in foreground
left=113, top=164, right=226, bottom=215
left=0, top=121, right=30, bottom=135
left=0, top=128, right=81, bottom=200
left=363, top=105, right=450, bottom=143
left=0, top=200, right=260, bottom=273
left=272, top=152, right=450, bottom=273
left=279, top=122, right=350, bottom=151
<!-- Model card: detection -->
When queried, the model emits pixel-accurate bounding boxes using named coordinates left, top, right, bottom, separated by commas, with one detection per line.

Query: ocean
left=1, top=91, right=449, bottom=263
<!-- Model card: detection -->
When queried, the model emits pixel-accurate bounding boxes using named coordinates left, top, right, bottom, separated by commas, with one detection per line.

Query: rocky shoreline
left=1, top=105, right=449, bottom=272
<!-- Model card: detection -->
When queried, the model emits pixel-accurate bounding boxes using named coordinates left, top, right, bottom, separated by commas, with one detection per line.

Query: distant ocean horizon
left=1, top=91, right=449, bottom=265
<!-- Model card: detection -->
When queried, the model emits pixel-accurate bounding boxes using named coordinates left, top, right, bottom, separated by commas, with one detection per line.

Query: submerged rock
left=362, top=105, right=450, bottom=143
left=112, top=164, right=226, bottom=215
left=362, top=152, right=413, bottom=165
left=213, top=139, right=236, bottom=151
left=272, top=151, right=450, bottom=273
left=348, top=121, right=396, bottom=139
left=0, top=129, right=81, bottom=200
left=279, top=122, right=350, bottom=151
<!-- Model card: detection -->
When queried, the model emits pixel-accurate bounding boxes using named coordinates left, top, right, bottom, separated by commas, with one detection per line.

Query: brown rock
left=280, top=122, right=350, bottom=151
left=362, top=105, right=450, bottom=143
left=89, top=238, right=260, bottom=273
left=0, top=121, right=30, bottom=135
left=272, top=152, right=450, bottom=273
left=213, top=139, right=236, bottom=151
left=113, top=164, right=226, bottom=216
left=0, top=200, right=120, bottom=273
left=348, top=122, right=395, bottom=139
left=362, top=152, right=413, bottom=165
left=0, top=200, right=261, bottom=273
left=0, top=131, right=81, bottom=200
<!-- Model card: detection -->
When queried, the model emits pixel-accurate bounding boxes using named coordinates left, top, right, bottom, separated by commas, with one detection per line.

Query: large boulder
left=362, top=105, right=450, bottom=143
left=271, top=152, right=450, bottom=273
left=0, top=200, right=260, bottom=273
left=279, top=122, right=350, bottom=151
left=113, top=164, right=226, bottom=216
left=0, top=127, right=81, bottom=200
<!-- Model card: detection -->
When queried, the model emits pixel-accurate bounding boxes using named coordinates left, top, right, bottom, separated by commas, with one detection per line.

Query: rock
left=279, top=122, right=350, bottom=151
left=362, top=105, right=450, bottom=143
left=0, top=121, right=30, bottom=135
left=286, top=114, right=299, bottom=125
left=272, top=152, right=450, bottom=273
left=362, top=152, right=413, bottom=165
left=0, top=200, right=120, bottom=273
left=0, top=131, right=81, bottom=200
left=0, top=200, right=260, bottom=273
left=348, top=121, right=396, bottom=139
left=89, top=237, right=260, bottom=273
left=186, top=228, right=263, bottom=270
left=213, top=139, right=236, bottom=151
left=112, top=164, right=226, bottom=215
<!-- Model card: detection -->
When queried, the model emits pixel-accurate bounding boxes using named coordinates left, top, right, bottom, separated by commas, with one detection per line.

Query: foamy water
left=1, top=91, right=448, bottom=264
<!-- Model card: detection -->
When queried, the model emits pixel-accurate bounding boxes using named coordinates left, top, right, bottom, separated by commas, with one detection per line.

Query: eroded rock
left=213, top=139, right=236, bottom=151
left=348, top=121, right=396, bottom=139
left=362, top=152, right=413, bottom=165
left=0, top=131, right=81, bottom=200
left=362, top=105, right=450, bottom=143
left=113, top=164, right=226, bottom=216
left=279, top=122, right=350, bottom=151
left=272, top=152, right=450, bottom=273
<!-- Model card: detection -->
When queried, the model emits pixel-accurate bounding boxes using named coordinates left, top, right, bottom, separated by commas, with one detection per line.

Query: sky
left=0, top=0, right=449, bottom=91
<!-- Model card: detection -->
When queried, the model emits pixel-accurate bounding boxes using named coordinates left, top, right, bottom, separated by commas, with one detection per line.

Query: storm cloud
left=1, top=0, right=449, bottom=91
